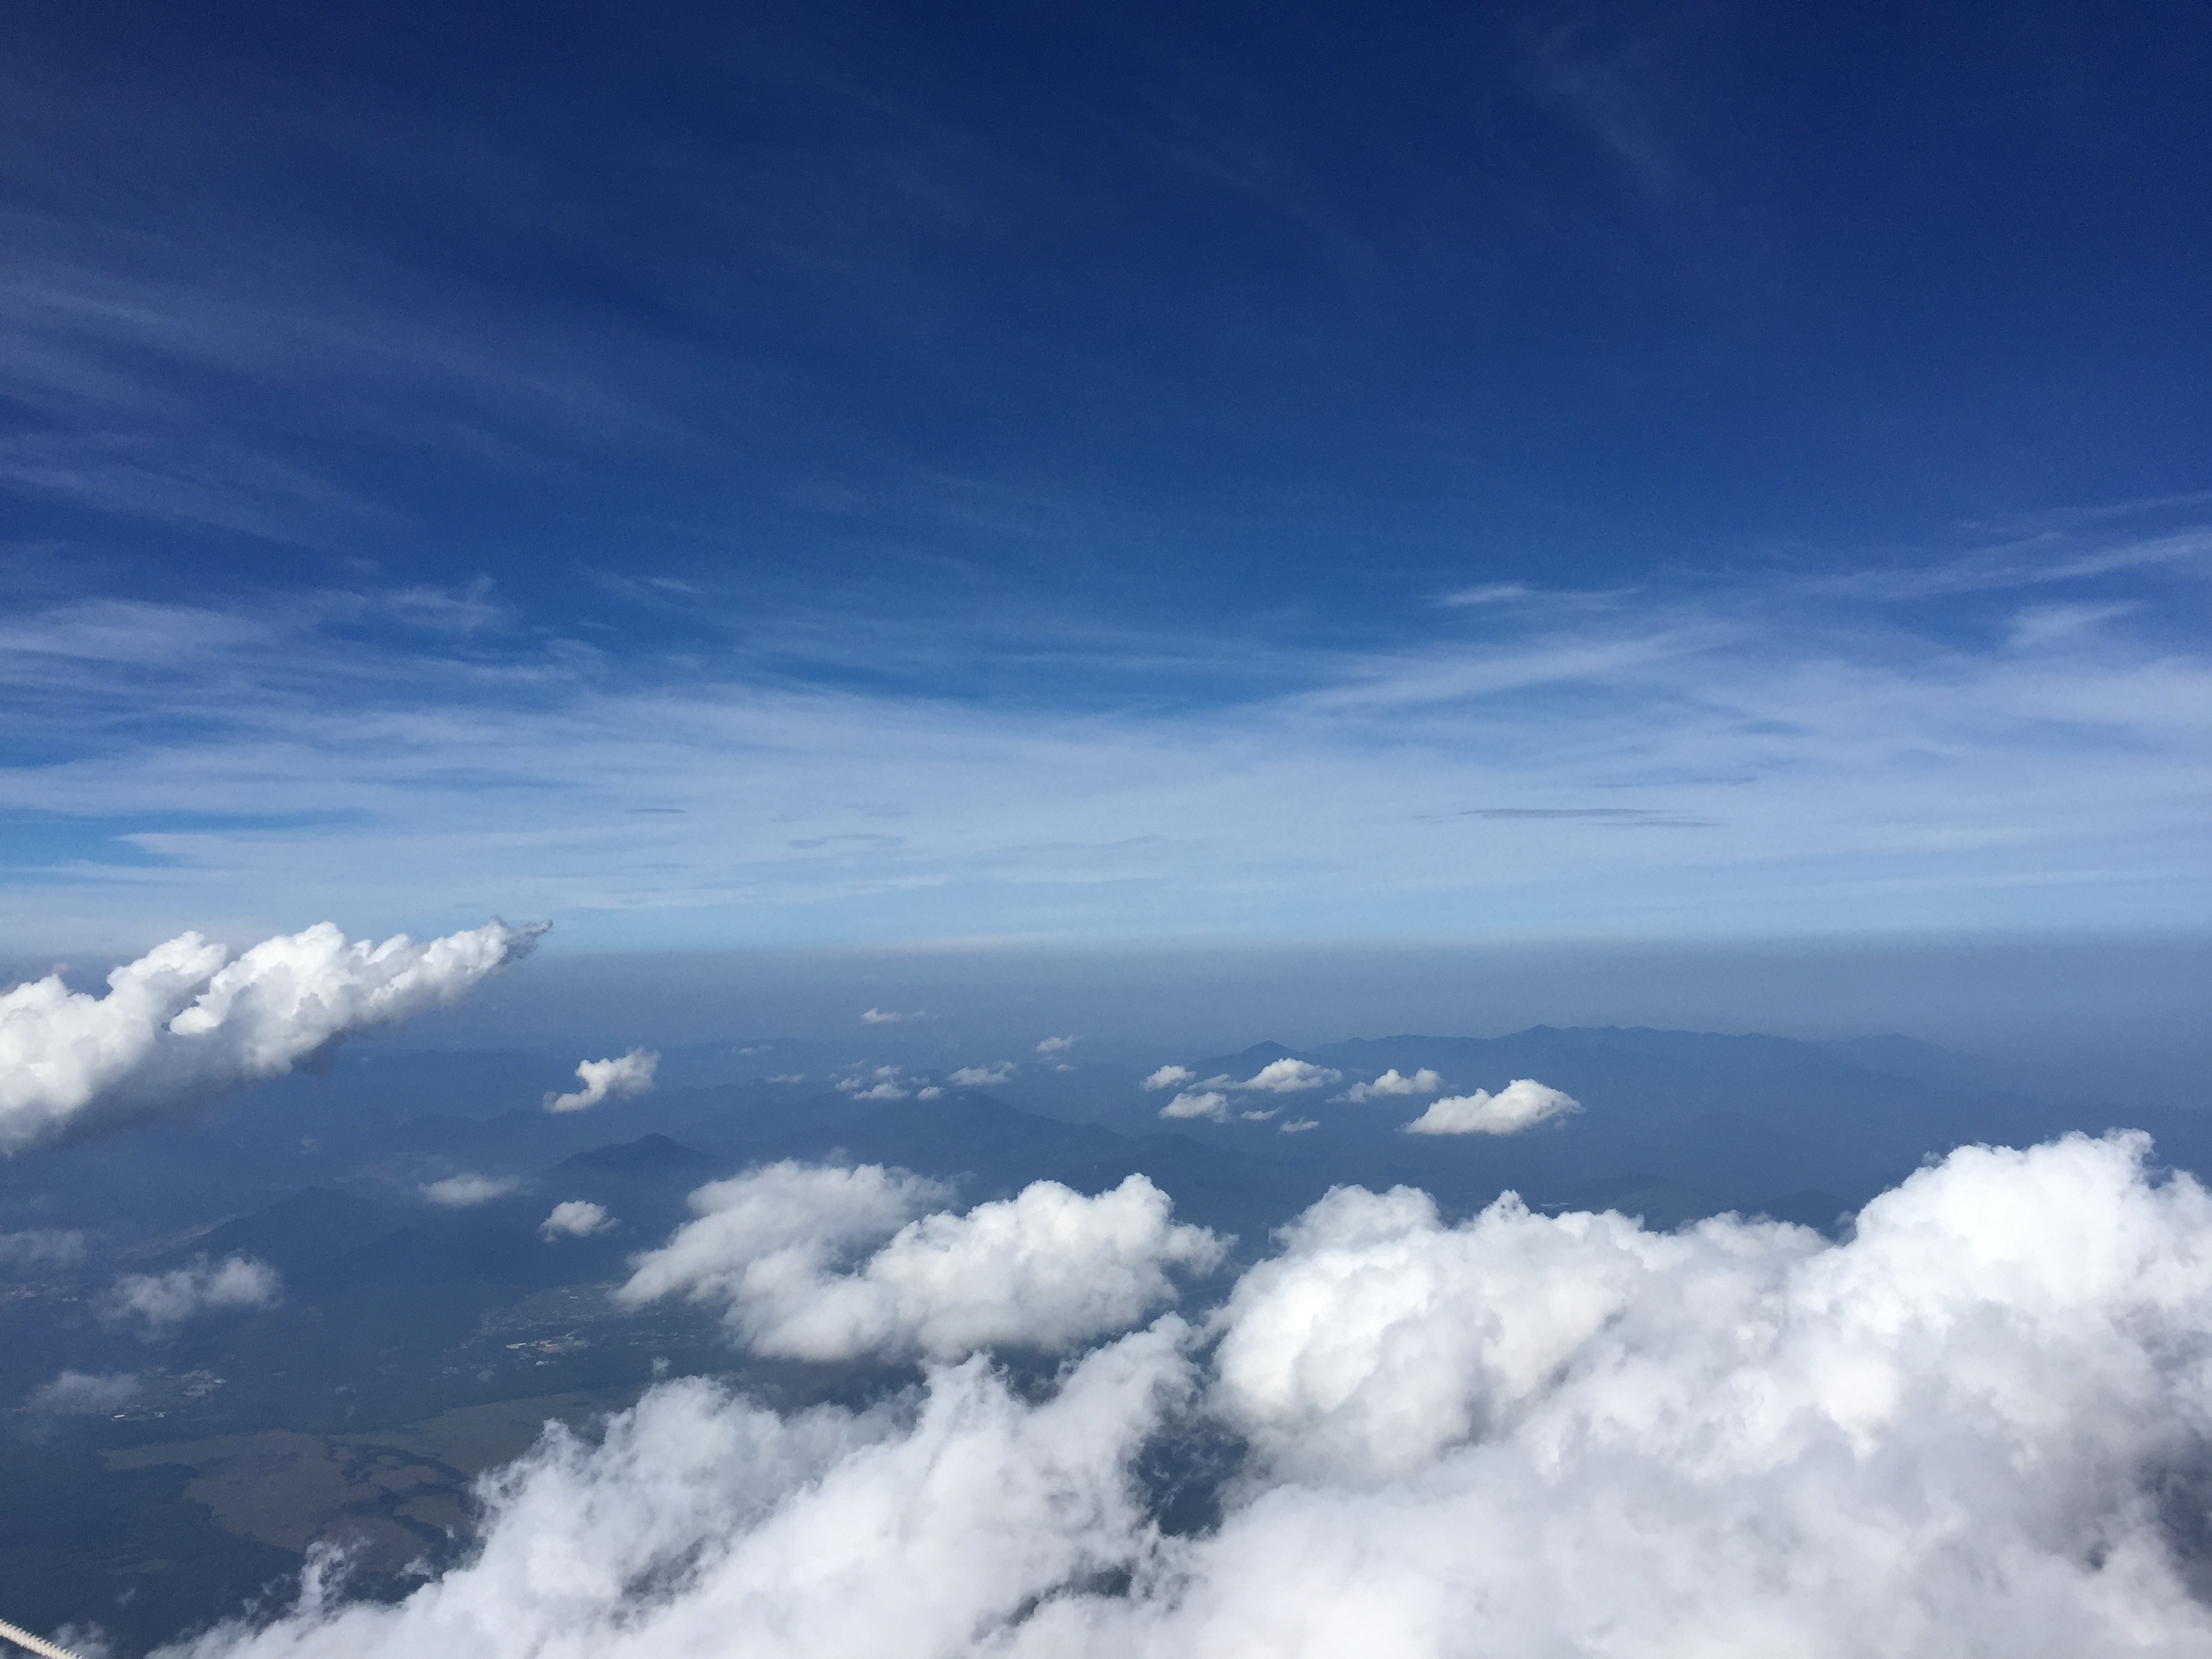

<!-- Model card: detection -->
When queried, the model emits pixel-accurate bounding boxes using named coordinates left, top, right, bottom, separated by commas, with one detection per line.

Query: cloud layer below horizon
left=154, top=1130, right=2212, bottom=1658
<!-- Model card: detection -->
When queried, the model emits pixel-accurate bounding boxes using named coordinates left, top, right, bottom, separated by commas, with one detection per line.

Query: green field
left=104, top=1385, right=647, bottom=1576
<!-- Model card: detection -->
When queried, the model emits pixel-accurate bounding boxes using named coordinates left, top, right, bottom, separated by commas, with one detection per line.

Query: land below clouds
left=3, top=1023, right=2207, bottom=1653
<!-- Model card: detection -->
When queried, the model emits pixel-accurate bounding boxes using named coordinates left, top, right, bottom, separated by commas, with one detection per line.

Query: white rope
left=0, top=1616, right=83, bottom=1659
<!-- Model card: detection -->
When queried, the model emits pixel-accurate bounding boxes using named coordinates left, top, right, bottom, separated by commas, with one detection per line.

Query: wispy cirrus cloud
left=1, top=527, right=2207, bottom=952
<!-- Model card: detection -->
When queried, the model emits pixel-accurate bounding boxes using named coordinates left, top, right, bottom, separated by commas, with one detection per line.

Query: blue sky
left=3, top=0, right=2209, bottom=956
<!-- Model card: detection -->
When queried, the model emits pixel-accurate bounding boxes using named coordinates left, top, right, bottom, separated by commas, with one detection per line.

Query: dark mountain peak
left=559, top=1133, right=713, bottom=1179
left=192, top=1186, right=403, bottom=1274
left=1183, top=1040, right=1306, bottom=1075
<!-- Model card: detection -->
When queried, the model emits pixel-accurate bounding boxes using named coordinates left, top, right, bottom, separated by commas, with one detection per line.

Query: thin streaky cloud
left=2007, top=602, right=2142, bottom=651
left=0, top=547, right=2206, bottom=949
left=1807, top=529, right=2212, bottom=603
left=1434, top=583, right=1531, bottom=607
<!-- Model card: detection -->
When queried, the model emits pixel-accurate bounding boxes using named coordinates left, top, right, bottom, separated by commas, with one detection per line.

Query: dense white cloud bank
left=543, top=1048, right=657, bottom=1113
left=159, top=1326, right=1190, bottom=1659
left=1403, top=1077, right=1579, bottom=1134
left=0, top=920, right=541, bottom=1152
left=106, top=1254, right=280, bottom=1333
left=621, top=1165, right=1225, bottom=1364
left=158, top=1132, right=2212, bottom=1659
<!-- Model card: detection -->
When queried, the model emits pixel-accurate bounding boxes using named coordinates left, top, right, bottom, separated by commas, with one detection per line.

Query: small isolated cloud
left=106, top=1254, right=279, bottom=1333
left=1234, top=1059, right=1342, bottom=1093
left=1141, top=1065, right=1194, bottom=1092
left=1404, top=1078, right=1581, bottom=1136
left=1279, top=1118, right=1319, bottom=1134
left=0, top=918, right=541, bottom=1154
left=838, top=1067, right=909, bottom=1102
left=1035, top=1035, right=1076, bottom=1056
left=1436, top=581, right=1532, bottom=607
left=1341, top=1067, right=1443, bottom=1101
left=861, top=1008, right=924, bottom=1025
left=540, top=1201, right=615, bottom=1240
left=0, top=1228, right=86, bottom=1272
left=916, top=1086, right=943, bottom=1099
left=949, top=1063, right=1014, bottom=1086
left=2008, top=600, right=2138, bottom=649
left=766, top=1073, right=806, bottom=1084
left=544, top=1048, right=658, bottom=1113
left=623, top=1164, right=1224, bottom=1363
left=1159, top=1090, right=1229, bottom=1122
left=1240, top=1109, right=1278, bottom=1122
left=422, top=1173, right=522, bottom=1208
left=27, top=1369, right=140, bottom=1415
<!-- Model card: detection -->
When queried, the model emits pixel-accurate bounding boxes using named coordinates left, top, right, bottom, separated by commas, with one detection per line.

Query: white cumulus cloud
left=1233, top=1058, right=1341, bottom=1092
left=1158, top=1090, right=1229, bottom=1122
left=618, top=1161, right=943, bottom=1314
left=540, top=1201, right=615, bottom=1240
left=622, top=1165, right=1225, bottom=1364
left=1036, top=1035, right=1076, bottom=1056
left=1403, top=1078, right=1579, bottom=1135
left=150, top=1132, right=2212, bottom=1659
left=26, top=1369, right=142, bottom=1415
left=0, top=919, right=541, bottom=1153
left=1141, top=1065, right=1195, bottom=1092
left=0, top=1228, right=86, bottom=1272
left=861, top=1007, right=924, bottom=1025
left=948, top=1063, right=1014, bottom=1086
left=1341, top=1067, right=1443, bottom=1101
left=838, top=1065, right=911, bottom=1102
left=422, top=1173, right=522, bottom=1208
left=157, top=1324, right=1191, bottom=1659
left=544, top=1048, right=658, bottom=1113
left=106, top=1254, right=280, bottom=1333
